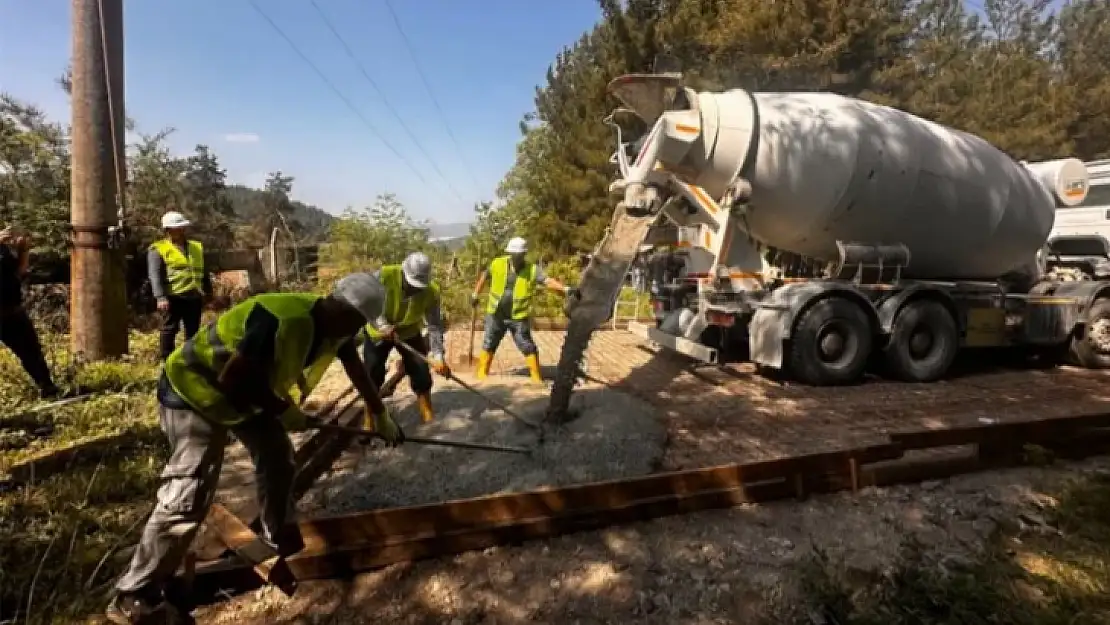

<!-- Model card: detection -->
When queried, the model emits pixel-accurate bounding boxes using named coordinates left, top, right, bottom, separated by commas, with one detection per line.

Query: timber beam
left=188, top=410, right=1110, bottom=602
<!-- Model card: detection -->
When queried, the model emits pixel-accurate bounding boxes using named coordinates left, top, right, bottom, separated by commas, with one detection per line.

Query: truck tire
left=1070, top=298, right=1110, bottom=369
left=882, top=299, right=958, bottom=382
left=788, top=296, right=872, bottom=386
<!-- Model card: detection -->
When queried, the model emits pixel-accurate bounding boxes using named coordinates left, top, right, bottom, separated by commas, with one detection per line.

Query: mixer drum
left=687, top=90, right=1058, bottom=280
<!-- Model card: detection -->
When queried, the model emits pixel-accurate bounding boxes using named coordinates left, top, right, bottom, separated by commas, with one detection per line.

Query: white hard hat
left=331, top=272, right=387, bottom=323
left=505, top=237, right=528, bottom=254
left=401, top=252, right=433, bottom=289
left=161, top=211, right=191, bottom=229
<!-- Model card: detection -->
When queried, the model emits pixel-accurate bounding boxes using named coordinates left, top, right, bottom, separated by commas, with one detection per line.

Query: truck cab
left=1046, top=160, right=1110, bottom=279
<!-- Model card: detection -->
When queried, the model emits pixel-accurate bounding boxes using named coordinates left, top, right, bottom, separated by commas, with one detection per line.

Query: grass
left=775, top=472, right=1110, bottom=625
left=0, top=328, right=168, bottom=624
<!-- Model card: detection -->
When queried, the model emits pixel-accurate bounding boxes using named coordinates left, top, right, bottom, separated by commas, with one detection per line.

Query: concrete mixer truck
left=553, top=72, right=1107, bottom=390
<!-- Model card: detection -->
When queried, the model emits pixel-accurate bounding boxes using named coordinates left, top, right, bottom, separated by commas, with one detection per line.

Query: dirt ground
left=192, top=328, right=1110, bottom=624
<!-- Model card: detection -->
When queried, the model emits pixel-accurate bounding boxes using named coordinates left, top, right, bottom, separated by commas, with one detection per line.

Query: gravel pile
left=298, top=379, right=666, bottom=515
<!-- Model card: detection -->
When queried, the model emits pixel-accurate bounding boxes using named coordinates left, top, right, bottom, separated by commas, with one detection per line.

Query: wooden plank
left=189, top=444, right=900, bottom=594
left=285, top=443, right=899, bottom=550
left=291, top=404, right=363, bottom=501
left=191, top=479, right=797, bottom=597
left=203, top=503, right=296, bottom=596
left=889, top=411, right=1110, bottom=450
left=2, top=431, right=140, bottom=484
left=187, top=413, right=1110, bottom=600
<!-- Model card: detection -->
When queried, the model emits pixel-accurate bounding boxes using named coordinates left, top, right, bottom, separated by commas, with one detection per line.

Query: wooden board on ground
left=203, top=503, right=296, bottom=596
left=1, top=431, right=141, bottom=485
left=187, top=410, right=1110, bottom=599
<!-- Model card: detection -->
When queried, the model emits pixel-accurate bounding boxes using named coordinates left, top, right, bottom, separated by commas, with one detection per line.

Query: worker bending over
left=106, top=273, right=404, bottom=624
left=0, top=226, right=60, bottom=398
left=363, top=252, right=449, bottom=423
left=470, top=237, right=574, bottom=383
left=148, top=211, right=212, bottom=360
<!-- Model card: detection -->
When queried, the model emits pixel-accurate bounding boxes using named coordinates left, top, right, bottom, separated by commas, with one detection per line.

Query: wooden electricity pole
left=70, top=0, right=128, bottom=359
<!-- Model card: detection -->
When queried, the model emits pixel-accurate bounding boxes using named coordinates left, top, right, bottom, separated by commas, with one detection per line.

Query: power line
left=381, top=0, right=484, bottom=198
left=309, top=0, right=465, bottom=204
left=247, top=0, right=450, bottom=201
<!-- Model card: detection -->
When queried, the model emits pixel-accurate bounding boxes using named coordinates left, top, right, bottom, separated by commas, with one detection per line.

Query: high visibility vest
left=164, top=293, right=345, bottom=426
left=150, top=239, right=205, bottom=296
left=364, top=264, right=440, bottom=342
left=487, top=255, right=536, bottom=320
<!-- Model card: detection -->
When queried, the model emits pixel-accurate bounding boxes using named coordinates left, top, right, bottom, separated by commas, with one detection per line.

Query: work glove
left=469, top=293, right=481, bottom=308
left=430, top=357, right=451, bottom=377
left=278, top=405, right=310, bottom=432
left=376, top=324, right=397, bottom=343
left=364, top=404, right=404, bottom=446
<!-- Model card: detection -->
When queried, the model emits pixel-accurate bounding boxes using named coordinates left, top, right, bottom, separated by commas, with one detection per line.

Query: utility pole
left=70, top=0, right=128, bottom=359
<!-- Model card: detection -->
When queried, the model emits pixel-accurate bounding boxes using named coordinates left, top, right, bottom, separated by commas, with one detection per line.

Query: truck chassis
left=635, top=240, right=1110, bottom=385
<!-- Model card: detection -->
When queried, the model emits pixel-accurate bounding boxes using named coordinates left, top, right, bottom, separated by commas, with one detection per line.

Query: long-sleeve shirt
left=147, top=243, right=212, bottom=300
left=370, top=269, right=446, bottom=360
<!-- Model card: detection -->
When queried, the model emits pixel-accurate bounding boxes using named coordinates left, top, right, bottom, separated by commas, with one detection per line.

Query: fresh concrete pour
left=298, top=378, right=667, bottom=515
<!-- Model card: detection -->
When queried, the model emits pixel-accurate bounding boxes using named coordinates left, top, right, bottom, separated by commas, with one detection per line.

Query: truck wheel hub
left=818, top=327, right=847, bottom=361
left=909, top=329, right=934, bottom=358
left=1089, top=318, right=1110, bottom=353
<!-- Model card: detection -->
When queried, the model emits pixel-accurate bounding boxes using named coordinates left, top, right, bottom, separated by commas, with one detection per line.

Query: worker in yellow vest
left=148, top=211, right=211, bottom=360
left=363, top=252, right=449, bottom=423
left=106, top=273, right=402, bottom=624
left=469, top=237, right=575, bottom=383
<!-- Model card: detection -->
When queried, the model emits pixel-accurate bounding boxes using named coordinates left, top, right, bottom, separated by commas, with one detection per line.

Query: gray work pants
left=115, top=404, right=295, bottom=596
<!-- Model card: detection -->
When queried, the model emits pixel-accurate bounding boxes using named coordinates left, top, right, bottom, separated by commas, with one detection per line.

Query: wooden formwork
left=184, top=409, right=1110, bottom=604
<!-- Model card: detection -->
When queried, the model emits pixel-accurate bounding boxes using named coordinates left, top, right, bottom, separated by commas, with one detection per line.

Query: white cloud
left=222, top=132, right=260, bottom=144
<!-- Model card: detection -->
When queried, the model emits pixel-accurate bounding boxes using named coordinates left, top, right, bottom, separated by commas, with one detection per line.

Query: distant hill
left=426, top=222, right=472, bottom=240
left=224, top=185, right=335, bottom=242
left=219, top=190, right=472, bottom=249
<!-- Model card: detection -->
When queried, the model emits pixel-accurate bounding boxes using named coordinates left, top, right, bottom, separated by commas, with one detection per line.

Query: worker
left=362, top=252, right=449, bottom=423
left=469, top=237, right=575, bottom=383
left=106, top=273, right=404, bottom=624
left=148, top=210, right=212, bottom=361
left=0, top=226, right=60, bottom=399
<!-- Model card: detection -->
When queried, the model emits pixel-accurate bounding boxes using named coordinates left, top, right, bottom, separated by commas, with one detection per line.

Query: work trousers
left=160, top=294, right=203, bottom=360
left=363, top=333, right=433, bottom=395
left=115, top=405, right=295, bottom=598
left=0, top=306, right=57, bottom=394
left=482, top=314, right=538, bottom=356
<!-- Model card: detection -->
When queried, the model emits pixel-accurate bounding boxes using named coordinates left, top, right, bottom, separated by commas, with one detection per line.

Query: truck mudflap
left=748, top=281, right=874, bottom=370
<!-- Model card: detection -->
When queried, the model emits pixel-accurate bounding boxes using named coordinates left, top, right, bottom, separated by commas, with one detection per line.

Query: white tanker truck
left=576, top=72, right=1110, bottom=386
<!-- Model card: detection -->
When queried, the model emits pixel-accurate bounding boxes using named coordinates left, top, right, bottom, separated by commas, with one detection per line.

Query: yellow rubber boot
left=525, top=354, right=543, bottom=384
left=477, top=350, right=492, bottom=380
left=416, top=393, right=434, bottom=423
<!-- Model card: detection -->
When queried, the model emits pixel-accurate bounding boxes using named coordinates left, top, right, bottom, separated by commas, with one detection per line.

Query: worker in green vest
left=363, top=252, right=449, bottom=423
left=106, top=273, right=403, bottom=624
left=148, top=211, right=211, bottom=360
left=469, top=237, right=575, bottom=383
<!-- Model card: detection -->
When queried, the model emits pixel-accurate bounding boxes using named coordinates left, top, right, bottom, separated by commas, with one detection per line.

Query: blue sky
left=1, top=0, right=603, bottom=222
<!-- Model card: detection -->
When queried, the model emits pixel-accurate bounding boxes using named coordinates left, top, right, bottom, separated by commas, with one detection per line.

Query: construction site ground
left=192, top=327, right=1110, bottom=624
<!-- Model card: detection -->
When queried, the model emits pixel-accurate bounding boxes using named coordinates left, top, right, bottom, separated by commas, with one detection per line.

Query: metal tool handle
left=307, top=419, right=530, bottom=455
left=392, top=339, right=539, bottom=428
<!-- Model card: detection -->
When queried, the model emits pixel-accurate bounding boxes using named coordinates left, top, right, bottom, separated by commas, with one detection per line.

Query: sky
left=0, top=0, right=604, bottom=223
